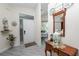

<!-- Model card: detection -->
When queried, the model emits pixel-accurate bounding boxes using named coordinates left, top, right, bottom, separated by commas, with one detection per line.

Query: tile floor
left=0, top=44, right=57, bottom=56
left=0, top=44, right=78, bottom=56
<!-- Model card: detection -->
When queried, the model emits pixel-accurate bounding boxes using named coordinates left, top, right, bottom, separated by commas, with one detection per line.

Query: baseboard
left=0, top=47, right=10, bottom=53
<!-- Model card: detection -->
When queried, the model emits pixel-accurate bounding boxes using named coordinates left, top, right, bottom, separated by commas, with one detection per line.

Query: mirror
left=53, top=8, right=66, bottom=37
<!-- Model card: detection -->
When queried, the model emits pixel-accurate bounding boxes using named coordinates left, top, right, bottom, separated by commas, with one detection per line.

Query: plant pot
left=10, top=41, right=14, bottom=48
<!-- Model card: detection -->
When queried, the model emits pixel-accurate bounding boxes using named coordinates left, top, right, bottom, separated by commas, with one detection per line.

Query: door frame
left=19, top=13, right=34, bottom=45
left=19, top=18, right=24, bottom=45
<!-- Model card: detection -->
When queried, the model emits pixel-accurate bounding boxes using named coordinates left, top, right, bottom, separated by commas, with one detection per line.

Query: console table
left=45, top=40, right=78, bottom=56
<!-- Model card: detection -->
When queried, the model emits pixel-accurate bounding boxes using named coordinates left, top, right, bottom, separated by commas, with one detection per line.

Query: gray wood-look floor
left=0, top=44, right=78, bottom=56
left=0, top=44, right=58, bottom=56
left=0, top=45, right=44, bottom=56
left=0, top=45, right=79, bottom=56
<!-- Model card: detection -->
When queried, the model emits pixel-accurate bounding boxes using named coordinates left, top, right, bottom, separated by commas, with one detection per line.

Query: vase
left=10, top=41, right=14, bottom=48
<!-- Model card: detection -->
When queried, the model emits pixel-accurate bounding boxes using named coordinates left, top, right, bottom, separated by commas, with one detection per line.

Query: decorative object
left=7, top=34, right=16, bottom=48
left=49, top=3, right=73, bottom=15
left=1, top=30, right=10, bottom=35
left=53, top=32, right=62, bottom=48
left=12, top=21, right=17, bottom=26
left=2, top=17, right=9, bottom=31
left=62, top=3, right=74, bottom=9
left=1, top=17, right=11, bottom=34
left=53, top=8, right=66, bottom=37
left=50, top=31, right=65, bottom=48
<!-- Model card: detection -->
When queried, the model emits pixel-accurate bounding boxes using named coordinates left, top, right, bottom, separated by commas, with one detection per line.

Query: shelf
left=1, top=30, right=11, bottom=34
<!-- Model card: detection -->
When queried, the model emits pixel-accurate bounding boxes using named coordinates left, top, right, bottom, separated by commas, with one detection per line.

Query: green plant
left=7, top=34, right=16, bottom=41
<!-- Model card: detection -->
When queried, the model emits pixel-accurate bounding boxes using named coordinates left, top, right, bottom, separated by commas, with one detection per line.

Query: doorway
left=19, top=14, right=35, bottom=45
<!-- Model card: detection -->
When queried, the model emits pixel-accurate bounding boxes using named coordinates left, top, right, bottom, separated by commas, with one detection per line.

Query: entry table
left=45, top=40, right=78, bottom=56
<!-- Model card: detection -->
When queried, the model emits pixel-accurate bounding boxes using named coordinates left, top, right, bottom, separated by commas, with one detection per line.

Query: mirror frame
left=52, top=8, right=66, bottom=37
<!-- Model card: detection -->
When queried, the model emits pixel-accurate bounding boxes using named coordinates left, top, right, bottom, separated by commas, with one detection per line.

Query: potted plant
left=7, top=34, right=16, bottom=48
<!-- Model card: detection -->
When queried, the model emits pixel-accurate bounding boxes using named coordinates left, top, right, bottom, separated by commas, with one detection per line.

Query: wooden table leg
left=45, top=50, right=52, bottom=56
left=45, top=49, right=47, bottom=56
left=50, top=50, right=52, bottom=56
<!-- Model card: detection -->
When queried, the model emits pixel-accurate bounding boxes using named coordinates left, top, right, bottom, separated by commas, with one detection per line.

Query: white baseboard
left=0, top=47, right=10, bottom=53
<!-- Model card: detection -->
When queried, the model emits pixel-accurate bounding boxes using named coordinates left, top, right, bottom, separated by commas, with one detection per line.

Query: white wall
left=35, top=4, right=41, bottom=46
left=48, top=4, right=53, bottom=40
left=0, top=4, right=36, bottom=53
left=48, top=3, right=79, bottom=49
left=62, top=4, right=79, bottom=49
left=0, top=5, right=11, bottom=53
